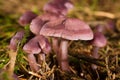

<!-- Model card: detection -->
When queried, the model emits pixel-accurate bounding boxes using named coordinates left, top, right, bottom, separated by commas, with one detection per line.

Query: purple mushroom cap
left=40, top=13, right=64, bottom=21
left=30, top=16, right=45, bottom=35
left=40, top=18, right=93, bottom=40
left=23, top=35, right=51, bottom=54
left=95, top=19, right=115, bottom=34
left=44, top=2, right=66, bottom=15
left=23, top=36, right=41, bottom=54
left=9, top=30, right=25, bottom=51
left=105, top=19, right=115, bottom=32
left=30, top=13, right=65, bottom=35
left=43, top=0, right=73, bottom=16
left=53, top=0, right=74, bottom=10
left=18, top=11, right=38, bottom=26
left=92, top=32, right=107, bottom=47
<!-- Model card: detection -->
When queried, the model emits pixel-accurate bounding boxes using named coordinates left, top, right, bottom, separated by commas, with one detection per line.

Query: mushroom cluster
left=9, top=0, right=95, bottom=79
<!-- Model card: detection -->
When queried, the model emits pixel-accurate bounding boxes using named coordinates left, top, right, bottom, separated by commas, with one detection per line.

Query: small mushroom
left=44, top=2, right=66, bottom=16
left=8, top=30, right=25, bottom=78
left=105, top=19, right=115, bottom=33
left=43, top=0, right=73, bottom=16
left=30, top=13, right=65, bottom=35
left=40, top=18, right=93, bottom=72
left=53, top=0, right=74, bottom=11
left=9, top=30, right=25, bottom=51
left=95, top=19, right=115, bottom=34
left=23, top=35, right=51, bottom=72
left=91, top=32, right=107, bottom=69
left=30, top=17, right=44, bottom=35
left=18, top=11, right=38, bottom=26
left=23, top=36, right=41, bottom=72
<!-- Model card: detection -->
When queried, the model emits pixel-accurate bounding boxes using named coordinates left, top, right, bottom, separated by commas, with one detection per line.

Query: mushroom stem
left=91, top=46, right=100, bottom=69
left=59, top=39, right=70, bottom=71
left=52, top=38, right=59, bottom=54
left=27, top=54, right=39, bottom=72
left=52, top=38, right=60, bottom=65
left=92, top=46, right=100, bottom=59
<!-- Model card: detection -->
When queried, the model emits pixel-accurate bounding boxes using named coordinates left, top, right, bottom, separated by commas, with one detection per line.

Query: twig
left=93, top=11, right=115, bottom=19
left=28, top=71, right=44, bottom=78
left=71, top=53, right=105, bottom=67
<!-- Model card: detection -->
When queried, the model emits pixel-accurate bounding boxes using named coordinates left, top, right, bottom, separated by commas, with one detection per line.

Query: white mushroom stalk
left=91, top=47, right=100, bottom=69
left=52, top=38, right=60, bottom=64
left=59, top=39, right=70, bottom=71
left=27, top=53, right=39, bottom=72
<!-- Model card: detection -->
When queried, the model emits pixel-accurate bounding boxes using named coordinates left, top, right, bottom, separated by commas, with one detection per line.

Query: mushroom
left=18, top=11, right=38, bottom=26
left=8, top=30, right=25, bottom=78
left=9, top=30, right=25, bottom=51
left=43, top=0, right=73, bottom=16
left=30, top=13, right=62, bottom=35
left=95, top=19, right=115, bottom=34
left=40, top=18, right=93, bottom=71
left=91, top=32, right=107, bottom=69
left=23, top=36, right=41, bottom=72
left=23, top=35, right=51, bottom=72
left=30, top=17, right=44, bottom=35
left=44, top=1, right=67, bottom=16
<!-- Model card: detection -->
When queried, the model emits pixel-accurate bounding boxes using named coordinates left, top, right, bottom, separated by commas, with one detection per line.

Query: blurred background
left=0, top=0, right=120, bottom=41
left=0, top=0, right=120, bottom=42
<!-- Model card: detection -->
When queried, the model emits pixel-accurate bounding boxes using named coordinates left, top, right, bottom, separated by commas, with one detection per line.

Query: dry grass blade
left=93, top=11, right=115, bottom=19
left=28, top=71, right=44, bottom=78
